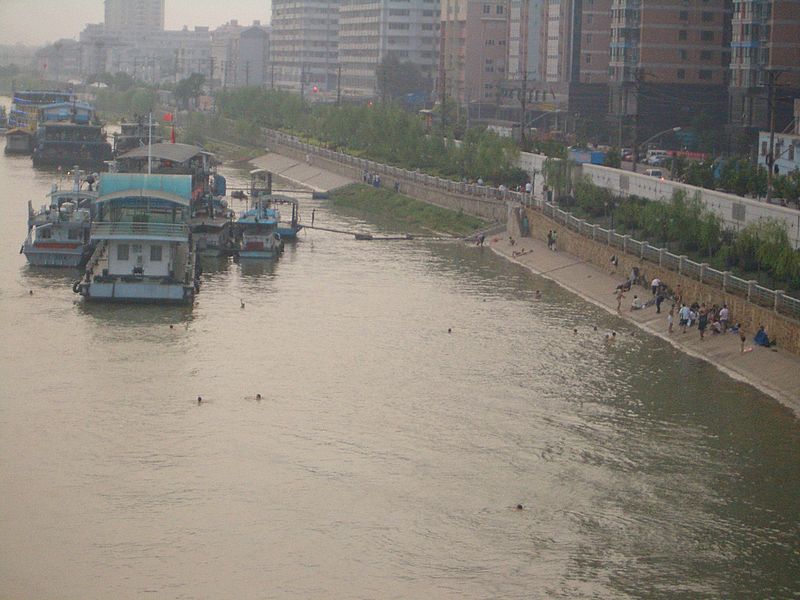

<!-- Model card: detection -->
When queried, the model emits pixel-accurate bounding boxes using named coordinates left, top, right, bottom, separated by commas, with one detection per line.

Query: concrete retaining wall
left=524, top=206, right=800, bottom=355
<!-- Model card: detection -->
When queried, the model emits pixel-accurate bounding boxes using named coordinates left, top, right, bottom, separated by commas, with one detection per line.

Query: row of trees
left=670, top=156, right=800, bottom=203
left=563, top=177, right=800, bottom=291
left=215, top=88, right=527, bottom=186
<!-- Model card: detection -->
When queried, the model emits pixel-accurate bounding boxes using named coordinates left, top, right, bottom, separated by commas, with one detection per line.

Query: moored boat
left=237, top=199, right=284, bottom=259
left=113, top=118, right=162, bottom=156
left=31, top=101, right=112, bottom=168
left=22, top=170, right=97, bottom=267
left=5, top=90, right=73, bottom=155
left=249, top=169, right=303, bottom=240
left=74, top=173, right=199, bottom=304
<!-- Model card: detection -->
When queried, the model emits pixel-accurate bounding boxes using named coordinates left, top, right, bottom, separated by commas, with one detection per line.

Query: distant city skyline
left=0, top=0, right=270, bottom=46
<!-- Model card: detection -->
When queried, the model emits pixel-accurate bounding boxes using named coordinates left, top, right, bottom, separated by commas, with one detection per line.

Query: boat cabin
left=115, top=143, right=219, bottom=198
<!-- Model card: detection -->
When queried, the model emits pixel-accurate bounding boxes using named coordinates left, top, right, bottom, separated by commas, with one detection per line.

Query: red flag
left=163, top=113, right=173, bottom=122
left=170, top=125, right=175, bottom=144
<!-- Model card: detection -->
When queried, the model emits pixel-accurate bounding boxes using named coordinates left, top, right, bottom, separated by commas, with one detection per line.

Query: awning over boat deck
left=97, top=173, right=192, bottom=206
left=117, top=142, right=215, bottom=164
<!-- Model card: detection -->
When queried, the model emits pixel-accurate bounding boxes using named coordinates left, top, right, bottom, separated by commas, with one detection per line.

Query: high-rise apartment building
left=211, top=20, right=271, bottom=89
left=609, top=0, right=731, bottom=143
left=104, top=0, right=165, bottom=35
left=729, top=0, right=800, bottom=144
left=270, top=0, right=339, bottom=93
left=338, top=0, right=440, bottom=98
left=441, top=0, right=511, bottom=108
left=508, top=0, right=543, bottom=82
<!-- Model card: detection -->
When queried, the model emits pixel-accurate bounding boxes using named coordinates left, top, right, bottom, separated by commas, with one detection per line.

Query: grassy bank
left=330, top=184, right=487, bottom=237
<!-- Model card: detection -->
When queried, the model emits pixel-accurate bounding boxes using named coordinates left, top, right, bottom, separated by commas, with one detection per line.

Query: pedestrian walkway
left=490, top=233, right=800, bottom=415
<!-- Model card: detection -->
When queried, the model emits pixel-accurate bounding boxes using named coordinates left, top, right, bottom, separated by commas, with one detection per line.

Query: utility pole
left=300, top=64, right=305, bottom=101
left=519, top=0, right=530, bottom=147
left=337, top=64, right=342, bottom=106
left=271, top=64, right=275, bottom=90
left=245, top=61, right=250, bottom=87
left=631, top=69, right=643, bottom=174
left=209, top=57, right=215, bottom=90
left=766, top=69, right=781, bottom=203
left=440, top=65, right=446, bottom=140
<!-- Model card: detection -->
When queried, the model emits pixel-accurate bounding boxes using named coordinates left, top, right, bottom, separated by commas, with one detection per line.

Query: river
left=0, top=119, right=798, bottom=599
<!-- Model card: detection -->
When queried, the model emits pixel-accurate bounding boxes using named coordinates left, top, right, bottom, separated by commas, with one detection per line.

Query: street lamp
left=633, top=126, right=681, bottom=173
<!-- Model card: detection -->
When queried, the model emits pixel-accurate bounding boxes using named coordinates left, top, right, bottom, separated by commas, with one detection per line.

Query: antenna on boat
left=147, top=112, right=152, bottom=175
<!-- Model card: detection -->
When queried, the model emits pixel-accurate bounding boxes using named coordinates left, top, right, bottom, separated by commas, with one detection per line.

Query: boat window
left=38, top=228, right=52, bottom=239
left=132, top=244, right=142, bottom=254
left=117, top=244, right=129, bottom=260
left=68, top=229, right=80, bottom=240
left=150, top=245, right=162, bottom=262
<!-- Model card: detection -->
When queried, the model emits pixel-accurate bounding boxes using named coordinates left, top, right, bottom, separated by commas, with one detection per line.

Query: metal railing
left=265, top=130, right=800, bottom=323
left=92, top=221, right=189, bottom=240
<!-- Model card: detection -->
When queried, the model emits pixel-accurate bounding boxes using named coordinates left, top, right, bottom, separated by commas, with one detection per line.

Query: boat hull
left=238, top=250, right=279, bottom=259
left=23, top=242, right=91, bottom=268
left=76, top=280, right=195, bottom=304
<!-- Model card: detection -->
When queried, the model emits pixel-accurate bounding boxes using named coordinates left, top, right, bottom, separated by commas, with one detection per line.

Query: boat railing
left=91, top=221, right=189, bottom=241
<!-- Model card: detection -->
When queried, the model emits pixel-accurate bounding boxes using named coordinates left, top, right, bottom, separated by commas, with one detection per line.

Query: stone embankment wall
left=520, top=207, right=800, bottom=355
left=265, top=133, right=508, bottom=224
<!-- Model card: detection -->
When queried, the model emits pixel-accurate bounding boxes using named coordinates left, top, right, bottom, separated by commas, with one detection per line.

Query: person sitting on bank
left=753, top=325, right=775, bottom=347
left=630, top=295, right=644, bottom=311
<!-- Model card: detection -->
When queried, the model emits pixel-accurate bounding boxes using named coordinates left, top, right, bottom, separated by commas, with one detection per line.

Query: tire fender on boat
left=72, top=280, right=82, bottom=294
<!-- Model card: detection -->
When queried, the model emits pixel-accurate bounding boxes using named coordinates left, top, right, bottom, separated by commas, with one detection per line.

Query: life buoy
left=72, top=280, right=82, bottom=294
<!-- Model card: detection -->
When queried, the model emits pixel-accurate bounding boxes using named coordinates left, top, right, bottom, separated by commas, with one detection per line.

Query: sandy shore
left=489, top=233, right=800, bottom=416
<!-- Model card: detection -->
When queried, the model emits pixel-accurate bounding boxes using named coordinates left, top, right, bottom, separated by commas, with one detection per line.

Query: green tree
left=175, top=73, right=206, bottom=109
left=375, top=55, right=429, bottom=102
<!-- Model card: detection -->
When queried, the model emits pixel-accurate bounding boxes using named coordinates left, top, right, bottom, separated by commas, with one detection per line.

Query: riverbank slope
left=488, top=234, right=800, bottom=415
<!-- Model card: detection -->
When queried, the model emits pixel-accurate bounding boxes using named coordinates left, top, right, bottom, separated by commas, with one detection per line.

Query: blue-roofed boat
left=32, top=101, right=112, bottom=168
left=5, top=90, right=73, bottom=155
left=237, top=199, right=284, bottom=259
left=115, top=143, right=234, bottom=256
left=22, top=169, right=98, bottom=267
left=249, top=169, right=302, bottom=240
left=74, top=173, right=199, bottom=304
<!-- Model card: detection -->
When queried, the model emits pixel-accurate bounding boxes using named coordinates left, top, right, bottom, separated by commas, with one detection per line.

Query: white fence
left=516, top=150, right=800, bottom=249
left=266, top=130, right=800, bottom=322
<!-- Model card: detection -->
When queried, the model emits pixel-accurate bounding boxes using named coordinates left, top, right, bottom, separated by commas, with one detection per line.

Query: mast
left=147, top=112, right=152, bottom=175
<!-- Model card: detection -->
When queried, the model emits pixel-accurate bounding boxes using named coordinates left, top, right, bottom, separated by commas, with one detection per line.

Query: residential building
left=104, top=0, right=165, bottom=36
left=608, top=0, right=732, bottom=146
left=512, top=0, right=611, bottom=133
left=270, top=0, right=339, bottom=93
left=441, top=0, right=511, bottom=109
left=338, top=0, right=440, bottom=98
left=757, top=99, right=800, bottom=175
left=211, top=20, right=271, bottom=89
left=729, top=0, right=800, bottom=149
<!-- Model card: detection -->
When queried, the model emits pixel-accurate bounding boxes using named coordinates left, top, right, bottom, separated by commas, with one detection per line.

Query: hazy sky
left=0, top=0, right=271, bottom=46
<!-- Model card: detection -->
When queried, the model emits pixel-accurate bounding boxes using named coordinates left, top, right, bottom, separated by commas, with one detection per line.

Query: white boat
left=74, top=173, right=199, bottom=304
left=22, top=170, right=97, bottom=267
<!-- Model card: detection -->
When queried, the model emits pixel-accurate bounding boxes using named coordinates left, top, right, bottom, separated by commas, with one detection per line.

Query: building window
left=150, top=245, right=163, bottom=262
left=698, top=69, right=712, bottom=80
left=680, top=49, right=688, bottom=60
left=677, top=69, right=686, bottom=80
left=761, top=141, right=768, bottom=156
left=117, top=244, right=130, bottom=261
left=585, top=54, right=591, bottom=64
left=483, top=4, right=491, bottom=14
left=679, top=30, right=687, bottom=40
left=702, top=11, right=713, bottom=21
left=496, top=4, right=504, bottom=14
left=679, top=10, right=688, bottom=20
left=701, top=30, right=714, bottom=41
left=700, top=50, right=712, bottom=60
left=789, top=144, right=795, bottom=161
